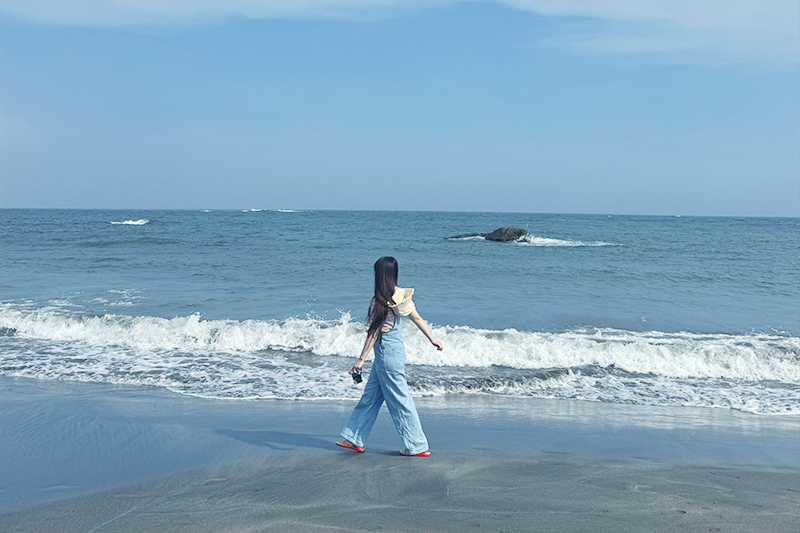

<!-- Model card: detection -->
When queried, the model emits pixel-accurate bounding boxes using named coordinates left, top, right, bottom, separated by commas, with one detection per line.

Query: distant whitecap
left=450, top=235, right=485, bottom=241
left=110, top=219, right=149, bottom=225
left=450, top=233, right=619, bottom=246
left=515, top=234, right=620, bottom=247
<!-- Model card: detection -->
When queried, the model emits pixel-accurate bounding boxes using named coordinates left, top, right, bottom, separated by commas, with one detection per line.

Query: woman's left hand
left=431, top=339, right=444, bottom=351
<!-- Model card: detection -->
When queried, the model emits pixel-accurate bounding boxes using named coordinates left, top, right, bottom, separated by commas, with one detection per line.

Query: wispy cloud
left=506, top=0, right=799, bottom=67
left=3, top=0, right=797, bottom=66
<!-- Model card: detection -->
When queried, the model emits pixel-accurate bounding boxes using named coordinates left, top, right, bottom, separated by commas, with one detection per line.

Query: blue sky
left=1, top=1, right=798, bottom=216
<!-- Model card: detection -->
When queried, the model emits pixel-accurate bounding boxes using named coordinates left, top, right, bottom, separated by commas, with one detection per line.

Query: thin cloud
left=3, top=0, right=797, bottom=66
left=506, top=0, right=799, bottom=67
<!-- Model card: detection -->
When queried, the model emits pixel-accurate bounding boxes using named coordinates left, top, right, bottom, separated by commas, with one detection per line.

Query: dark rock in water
left=483, top=227, right=528, bottom=242
left=446, top=227, right=528, bottom=242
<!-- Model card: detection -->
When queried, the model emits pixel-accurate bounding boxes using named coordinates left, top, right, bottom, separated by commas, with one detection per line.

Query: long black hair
left=367, top=256, right=399, bottom=338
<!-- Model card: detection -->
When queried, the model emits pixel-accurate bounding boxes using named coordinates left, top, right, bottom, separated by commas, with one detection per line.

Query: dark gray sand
left=3, top=454, right=798, bottom=533
left=2, top=377, right=799, bottom=532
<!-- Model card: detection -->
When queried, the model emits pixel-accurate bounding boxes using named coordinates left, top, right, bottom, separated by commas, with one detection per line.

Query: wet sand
left=2, top=377, right=798, bottom=532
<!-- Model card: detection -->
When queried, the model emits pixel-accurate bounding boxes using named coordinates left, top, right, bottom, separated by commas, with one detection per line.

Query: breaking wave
left=1, top=305, right=797, bottom=414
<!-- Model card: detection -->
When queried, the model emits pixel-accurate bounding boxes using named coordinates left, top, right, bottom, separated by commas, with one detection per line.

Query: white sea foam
left=515, top=234, right=619, bottom=247
left=451, top=235, right=486, bottom=241
left=277, top=209, right=299, bottom=213
left=450, top=234, right=619, bottom=246
left=110, top=219, right=149, bottom=225
left=104, top=289, right=143, bottom=307
left=1, top=305, right=797, bottom=413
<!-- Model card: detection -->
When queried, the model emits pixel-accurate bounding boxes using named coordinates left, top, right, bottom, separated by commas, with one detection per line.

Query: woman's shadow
left=216, top=429, right=332, bottom=451
left=216, top=429, right=397, bottom=455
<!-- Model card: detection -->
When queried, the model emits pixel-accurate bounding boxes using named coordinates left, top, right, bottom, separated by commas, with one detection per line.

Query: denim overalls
left=341, top=317, right=429, bottom=455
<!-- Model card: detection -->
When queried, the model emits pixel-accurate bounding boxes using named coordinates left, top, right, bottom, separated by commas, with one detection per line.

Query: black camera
left=352, top=368, right=363, bottom=384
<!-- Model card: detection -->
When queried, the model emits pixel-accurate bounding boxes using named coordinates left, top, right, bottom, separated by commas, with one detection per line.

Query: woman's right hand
left=431, top=339, right=444, bottom=351
left=349, top=359, right=364, bottom=374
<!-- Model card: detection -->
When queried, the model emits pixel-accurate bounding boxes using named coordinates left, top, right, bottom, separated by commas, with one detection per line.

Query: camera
left=352, top=368, right=363, bottom=384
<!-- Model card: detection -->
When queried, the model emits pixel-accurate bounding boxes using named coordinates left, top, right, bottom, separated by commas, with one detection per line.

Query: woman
left=337, top=256, right=443, bottom=456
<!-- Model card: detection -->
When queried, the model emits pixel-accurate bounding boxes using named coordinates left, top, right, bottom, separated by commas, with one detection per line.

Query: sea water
left=1, top=209, right=798, bottom=415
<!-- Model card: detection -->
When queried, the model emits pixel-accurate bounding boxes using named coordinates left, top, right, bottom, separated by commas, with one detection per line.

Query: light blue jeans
left=341, top=318, right=429, bottom=455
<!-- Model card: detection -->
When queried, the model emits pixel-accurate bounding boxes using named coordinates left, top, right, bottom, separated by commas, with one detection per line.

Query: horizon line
left=1, top=207, right=798, bottom=219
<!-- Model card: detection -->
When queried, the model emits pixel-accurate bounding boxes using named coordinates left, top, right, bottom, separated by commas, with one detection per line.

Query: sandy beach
left=2, top=376, right=798, bottom=532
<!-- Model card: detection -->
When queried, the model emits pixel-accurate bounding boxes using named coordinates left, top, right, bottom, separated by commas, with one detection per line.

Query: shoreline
left=2, top=376, right=798, bottom=531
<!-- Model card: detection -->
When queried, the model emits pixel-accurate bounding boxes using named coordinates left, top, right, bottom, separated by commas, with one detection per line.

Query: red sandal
left=336, top=441, right=365, bottom=453
left=400, top=450, right=431, bottom=457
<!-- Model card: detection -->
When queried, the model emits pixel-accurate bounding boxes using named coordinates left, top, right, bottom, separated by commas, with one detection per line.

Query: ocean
left=1, top=209, right=798, bottom=415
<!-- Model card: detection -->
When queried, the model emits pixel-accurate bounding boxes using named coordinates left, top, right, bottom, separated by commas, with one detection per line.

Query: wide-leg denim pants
left=341, top=319, right=429, bottom=455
